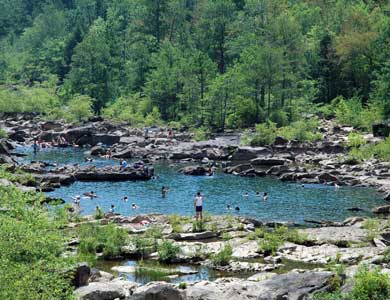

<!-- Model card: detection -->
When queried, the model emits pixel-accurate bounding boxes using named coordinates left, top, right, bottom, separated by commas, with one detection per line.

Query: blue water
left=16, top=146, right=385, bottom=223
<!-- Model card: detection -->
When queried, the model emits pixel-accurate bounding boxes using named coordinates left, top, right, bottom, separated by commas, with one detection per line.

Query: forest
left=0, top=0, right=389, bottom=131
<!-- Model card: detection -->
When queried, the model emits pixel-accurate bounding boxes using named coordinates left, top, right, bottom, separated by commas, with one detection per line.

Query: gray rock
left=130, top=282, right=184, bottom=300
left=372, top=205, right=390, bottom=214
left=75, top=282, right=127, bottom=300
left=170, top=231, right=218, bottom=241
left=180, top=165, right=210, bottom=176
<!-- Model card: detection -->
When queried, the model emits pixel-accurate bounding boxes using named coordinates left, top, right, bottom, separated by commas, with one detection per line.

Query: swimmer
left=301, top=184, right=305, bottom=188
left=235, top=206, right=240, bottom=212
left=83, top=191, right=98, bottom=198
left=72, top=195, right=81, bottom=206
left=243, top=192, right=249, bottom=198
left=123, top=196, right=128, bottom=202
left=131, top=203, right=139, bottom=209
left=84, top=157, right=94, bottom=162
left=226, top=204, right=232, bottom=210
left=263, top=192, right=268, bottom=202
left=255, top=191, right=260, bottom=197
left=109, top=204, right=115, bottom=213
left=161, top=186, right=169, bottom=198
left=334, top=183, right=340, bottom=189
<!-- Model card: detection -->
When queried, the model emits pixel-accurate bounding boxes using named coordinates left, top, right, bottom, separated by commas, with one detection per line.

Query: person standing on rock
left=194, top=192, right=204, bottom=220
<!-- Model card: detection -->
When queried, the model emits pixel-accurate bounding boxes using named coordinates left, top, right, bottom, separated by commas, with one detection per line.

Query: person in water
left=72, top=195, right=81, bottom=206
left=263, top=192, right=268, bottom=202
left=33, top=139, right=39, bottom=154
left=131, top=203, right=139, bottom=209
left=334, top=183, right=340, bottom=189
left=83, top=191, right=97, bottom=198
left=161, top=186, right=169, bottom=198
left=243, top=192, right=249, bottom=198
left=123, top=196, right=128, bottom=202
left=109, top=204, right=115, bottom=213
left=235, top=206, right=240, bottom=212
left=226, top=204, right=232, bottom=210
left=194, top=192, right=204, bottom=220
left=255, top=191, right=260, bottom=197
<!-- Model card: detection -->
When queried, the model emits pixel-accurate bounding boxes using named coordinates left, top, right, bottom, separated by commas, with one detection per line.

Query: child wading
left=194, top=192, right=204, bottom=220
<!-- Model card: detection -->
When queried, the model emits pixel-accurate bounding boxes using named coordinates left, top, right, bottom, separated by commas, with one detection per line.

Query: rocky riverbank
left=1, top=113, right=389, bottom=206
left=65, top=212, right=390, bottom=300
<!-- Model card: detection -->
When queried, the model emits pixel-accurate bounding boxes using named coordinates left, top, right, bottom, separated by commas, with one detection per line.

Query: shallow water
left=16, top=146, right=385, bottom=224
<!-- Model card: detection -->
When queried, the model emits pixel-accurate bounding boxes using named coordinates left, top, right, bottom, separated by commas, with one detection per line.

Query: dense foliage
left=0, top=186, right=74, bottom=300
left=0, top=0, right=388, bottom=130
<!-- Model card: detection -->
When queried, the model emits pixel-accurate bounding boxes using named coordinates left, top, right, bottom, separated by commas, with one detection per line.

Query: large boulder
left=372, top=205, right=390, bottom=214
left=0, top=140, right=10, bottom=155
left=129, top=271, right=333, bottom=300
left=180, top=165, right=209, bottom=176
left=130, top=282, right=183, bottom=300
left=373, top=121, right=390, bottom=137
left=77, top=134, right=120, bottom=146
left=112, top=148, right=133, bottom=159
left=318, top=173, right=339, bottom=183
left=225, top=164, right=252, bottom=174
left=251, top=157, right=289, bottom=166
left=75, top=282, right=129, bottom=300
left=74, top=166, right=153, bottom=181
left=230, top=147, right=271, bottom=161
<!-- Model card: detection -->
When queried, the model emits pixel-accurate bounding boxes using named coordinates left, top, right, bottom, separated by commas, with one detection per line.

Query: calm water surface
left=16, top=146, right=385, bottom=223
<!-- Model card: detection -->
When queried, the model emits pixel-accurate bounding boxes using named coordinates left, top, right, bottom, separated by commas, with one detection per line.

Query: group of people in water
left=71, top=186, right=269, bottom=222
left=33, top=135, right=69, bottom=153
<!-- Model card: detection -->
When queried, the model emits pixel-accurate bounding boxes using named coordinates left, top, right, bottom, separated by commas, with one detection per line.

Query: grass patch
left=157, top=240, right=181, bottom=263
left=362, top=218, right=381, bottom=241
left=211, top=244, right=233, bottom=266
left=78, top=223, right=128, bottom=259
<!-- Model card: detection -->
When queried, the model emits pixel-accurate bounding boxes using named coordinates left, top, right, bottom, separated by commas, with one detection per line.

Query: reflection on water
left=16, top=146, right=385, bottom=224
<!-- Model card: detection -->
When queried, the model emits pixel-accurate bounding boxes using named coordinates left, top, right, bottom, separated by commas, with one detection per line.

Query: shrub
left=211, top=244, right=233, bottom=266
left=250, top=122, right=277, bottom=146
left=350, top=266, right=390, bottom=300
left=157, top=240, right=180, bottom=263
left=0, top=127, right=8, bottom=138
left=260, top=232, right=284, bottom=256
left=178, top=282, right=187, bottom=289
left=168, top=214, right=183, bottom=233
left=78, top=223, right=128, bottom=259
left=65, top=94, right=94, bottom=123
left=192, top=126, right=210, bottom=141
left=285, top=228, right=309, bottom=245
left=247, top=227, right=266, bottom=240
left=192, top=220, right=206, bottom=233
left=0, top=185, right=74, bottom=300
left=347, top=132, right=367, bottom=148
left=278, top=119, right=323, bottom=142
left=221, top=232, right=232, bottom=240
left=362, top=218, right=381, bottom=241
left=94, top=206, right=104, bottom=219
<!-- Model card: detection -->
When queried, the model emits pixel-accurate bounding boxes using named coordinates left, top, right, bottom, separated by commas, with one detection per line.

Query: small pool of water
left=15, top=146, right=385, bottom=224
left=95, top=259, right=219, bottom=284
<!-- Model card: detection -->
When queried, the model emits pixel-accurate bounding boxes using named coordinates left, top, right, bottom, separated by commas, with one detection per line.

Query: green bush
left=211, top=244, right=233, bottom=266
left=278, top=119, right=323, bottom=142
left=350, top=266, right=390, bottom=300
left=0, top=185, right=74, bottom=300
left=347, top=132, right=367, bottom=148
left=362, top=218, right=380, bottom=241
left=250, top=122, right=277, bottom=146
left=94, top=206, right=104, bottom=219
left=192, top=220, right=206, bottom=233
left=260, top=232, right=284, bottom=256
left=192, top=126, right=210, bottom=141
left=157, top=240, right=180, bottom=263
left=247, top=227, right=266, bottom=240
left=349, top=138, right=390, bottom=162
left=0, top=127, right=8, bottom=138
left=78, top=223, right=128, bottom=259
left=65, top=94, right=94, bottom=123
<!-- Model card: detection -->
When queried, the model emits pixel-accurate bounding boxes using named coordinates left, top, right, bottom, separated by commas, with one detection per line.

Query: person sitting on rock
left=119, top=159, right=128, bottom=170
